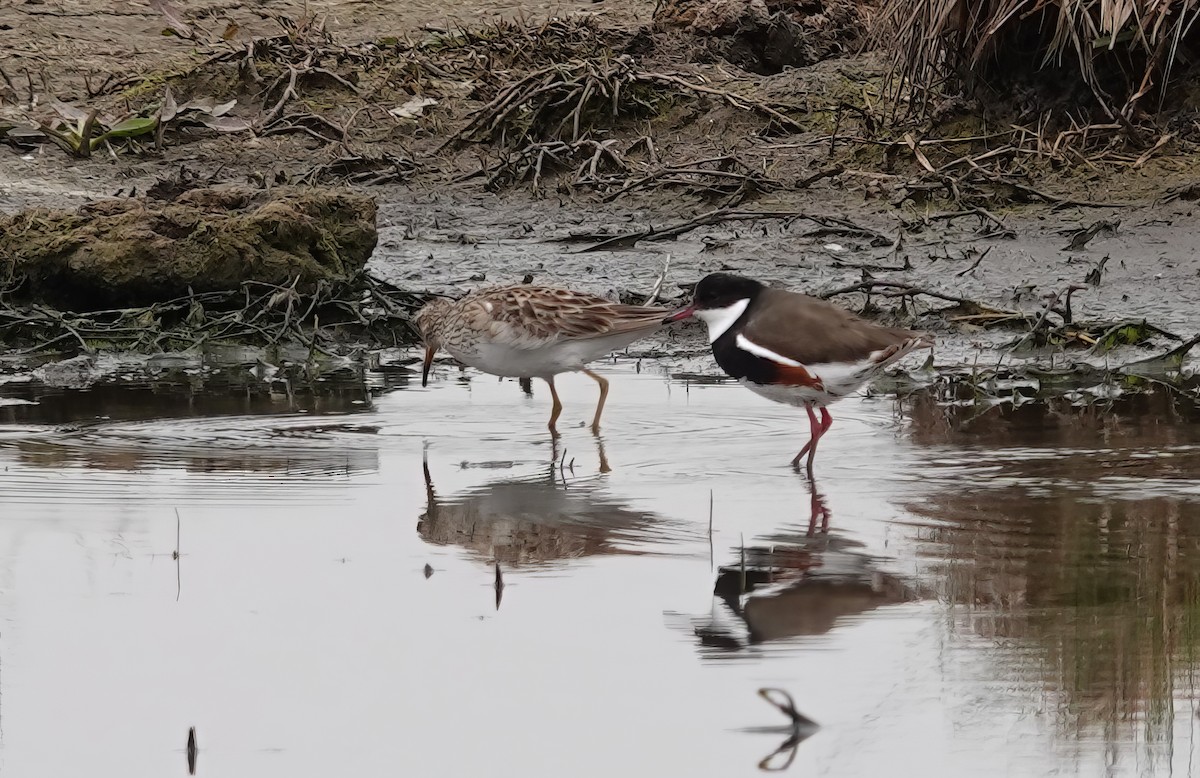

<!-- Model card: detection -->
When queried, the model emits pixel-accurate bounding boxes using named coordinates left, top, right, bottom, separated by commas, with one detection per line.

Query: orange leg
left=545, top=377, right=563, bottom=436
left=582, top=368, right=610, bottom=433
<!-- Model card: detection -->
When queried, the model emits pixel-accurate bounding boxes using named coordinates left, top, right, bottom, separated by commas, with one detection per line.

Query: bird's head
left=415, top=298, right=454, bottom=387
left=663, top=273, right=765, bottom=336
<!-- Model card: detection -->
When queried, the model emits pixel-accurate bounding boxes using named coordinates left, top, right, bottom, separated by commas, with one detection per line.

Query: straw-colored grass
left=879, top=0, right=1200, bottom=118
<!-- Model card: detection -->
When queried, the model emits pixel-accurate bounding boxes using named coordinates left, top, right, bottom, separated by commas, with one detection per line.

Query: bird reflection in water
left=695, top=527, right=916, bottom=649
left=670, top=480, right=918, bottom=768
left=419, top=436, right=672, bottom=574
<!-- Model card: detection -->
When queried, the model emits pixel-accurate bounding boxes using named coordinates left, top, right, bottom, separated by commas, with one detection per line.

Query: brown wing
left=741, top=288, right=923, bottom=365
left=468, top=286, right=666, bottom=347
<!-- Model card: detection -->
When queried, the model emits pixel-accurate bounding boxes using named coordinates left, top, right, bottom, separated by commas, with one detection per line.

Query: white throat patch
left=695, top=298, right=750, bottom=343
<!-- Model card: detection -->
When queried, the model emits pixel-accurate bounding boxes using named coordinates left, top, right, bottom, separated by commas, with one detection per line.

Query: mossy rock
left=0, top=187, right=377, bottom=309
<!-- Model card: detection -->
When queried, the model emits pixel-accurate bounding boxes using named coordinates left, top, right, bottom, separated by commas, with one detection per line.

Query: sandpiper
left=416, top=285, right=667, bottom=434
left=665, top=272, right=933, bottom=475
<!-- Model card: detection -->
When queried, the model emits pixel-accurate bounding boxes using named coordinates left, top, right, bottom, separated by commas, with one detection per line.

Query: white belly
left=742, top=379, right=842, bottom=408
left=447, top=330, right=650, bottom=379
left=739, top=356, right=888, bottom=408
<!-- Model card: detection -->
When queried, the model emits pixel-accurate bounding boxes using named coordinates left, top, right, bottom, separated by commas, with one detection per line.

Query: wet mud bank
left=369, top=189, right=1200, bottom=377
left=1, top=1, right=1198, bottom=398
left=0, top=187, right=377, bottom=307
left=4, top=182, right=1200, bottom=407
left=0, top=187, right=425, bottom=356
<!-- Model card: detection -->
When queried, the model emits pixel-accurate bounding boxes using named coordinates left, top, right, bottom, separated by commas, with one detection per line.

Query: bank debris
left=2, top=1, right=1186, bottom=206
left=817, top=276, right=1197, bottom=357
left=550, top=206, right=894, bottom=252
left=872, top=0, right=1200, bottom=196
left=0, top=275, right=424, bottom=357
left=880, top=0, right=1200, bottom=122
left=0, top=187, right=424, bottom=355
left=888, top=356, right=1200, bottom=413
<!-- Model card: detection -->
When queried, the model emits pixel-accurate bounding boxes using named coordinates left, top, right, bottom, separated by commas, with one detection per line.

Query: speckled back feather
left=418, top=285, right=667, bottom=356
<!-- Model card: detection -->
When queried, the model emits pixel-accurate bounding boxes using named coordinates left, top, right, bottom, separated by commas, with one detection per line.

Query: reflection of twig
left=740, top=532, right=746, bottom=595
left=494, top=562, right=504, bottom=610
left=708, top=489, right=714, bottom=572
left=0, top=275, right=424, bottom=357
left=187, top=726, right=198, bottom=775
left=173, top=508, right=182, bottom=602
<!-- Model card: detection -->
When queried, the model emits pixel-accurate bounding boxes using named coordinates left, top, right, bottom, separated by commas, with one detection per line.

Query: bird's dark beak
left=421, top=345, right=436, bottom=387
left=663, top=305, right=696, bottom=323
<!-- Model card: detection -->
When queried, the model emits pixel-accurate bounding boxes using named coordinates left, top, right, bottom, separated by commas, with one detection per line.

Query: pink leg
left=790, top=405, right=821, bottom=468
left=792, top=406, right=835, bottom=478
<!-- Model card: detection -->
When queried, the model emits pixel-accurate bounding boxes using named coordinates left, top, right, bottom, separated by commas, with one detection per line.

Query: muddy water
left=1, top=359, right=1199, bottom=776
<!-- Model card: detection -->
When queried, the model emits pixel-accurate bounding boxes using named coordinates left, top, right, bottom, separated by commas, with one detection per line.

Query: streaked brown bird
left=416, top=285, right=667, bottom=434
left=665, top=272, right=933, bottom=475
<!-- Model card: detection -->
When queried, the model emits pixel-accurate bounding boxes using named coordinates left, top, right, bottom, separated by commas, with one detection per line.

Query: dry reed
left=878, top=0, right=1200, bottom=119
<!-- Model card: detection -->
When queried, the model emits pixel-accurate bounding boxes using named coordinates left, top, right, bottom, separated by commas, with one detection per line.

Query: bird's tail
left=870, top=334, right=935, bottom=372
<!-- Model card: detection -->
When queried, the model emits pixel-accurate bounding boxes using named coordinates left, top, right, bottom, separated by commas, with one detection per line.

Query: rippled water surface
left=2, top=358, right=1200, bottom=776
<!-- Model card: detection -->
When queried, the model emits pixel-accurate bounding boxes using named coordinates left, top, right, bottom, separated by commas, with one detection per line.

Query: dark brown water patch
left=898, top=379, right=1200, bottom=762
left=902, top=380, right=1200, bottom=449
left=907, top=488, right=1200, bottom=752
left=0, top=364, right=380, bottom=426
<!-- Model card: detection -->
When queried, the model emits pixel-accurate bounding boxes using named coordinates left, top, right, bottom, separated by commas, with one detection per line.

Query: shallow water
left=1, top=358, right=1199, bottom=776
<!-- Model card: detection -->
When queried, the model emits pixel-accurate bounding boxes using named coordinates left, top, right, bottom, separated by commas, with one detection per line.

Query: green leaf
left=37, top=123, right=84, bottom=156
left=1094, top=320, right=1155, bottom=353
left=89, top=117, right=159, bottom=151
left=105, top=117, right=159, bottom=138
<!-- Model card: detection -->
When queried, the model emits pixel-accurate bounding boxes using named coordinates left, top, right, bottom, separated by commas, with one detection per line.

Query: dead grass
left=878, top=0, right=1200, bottom=121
